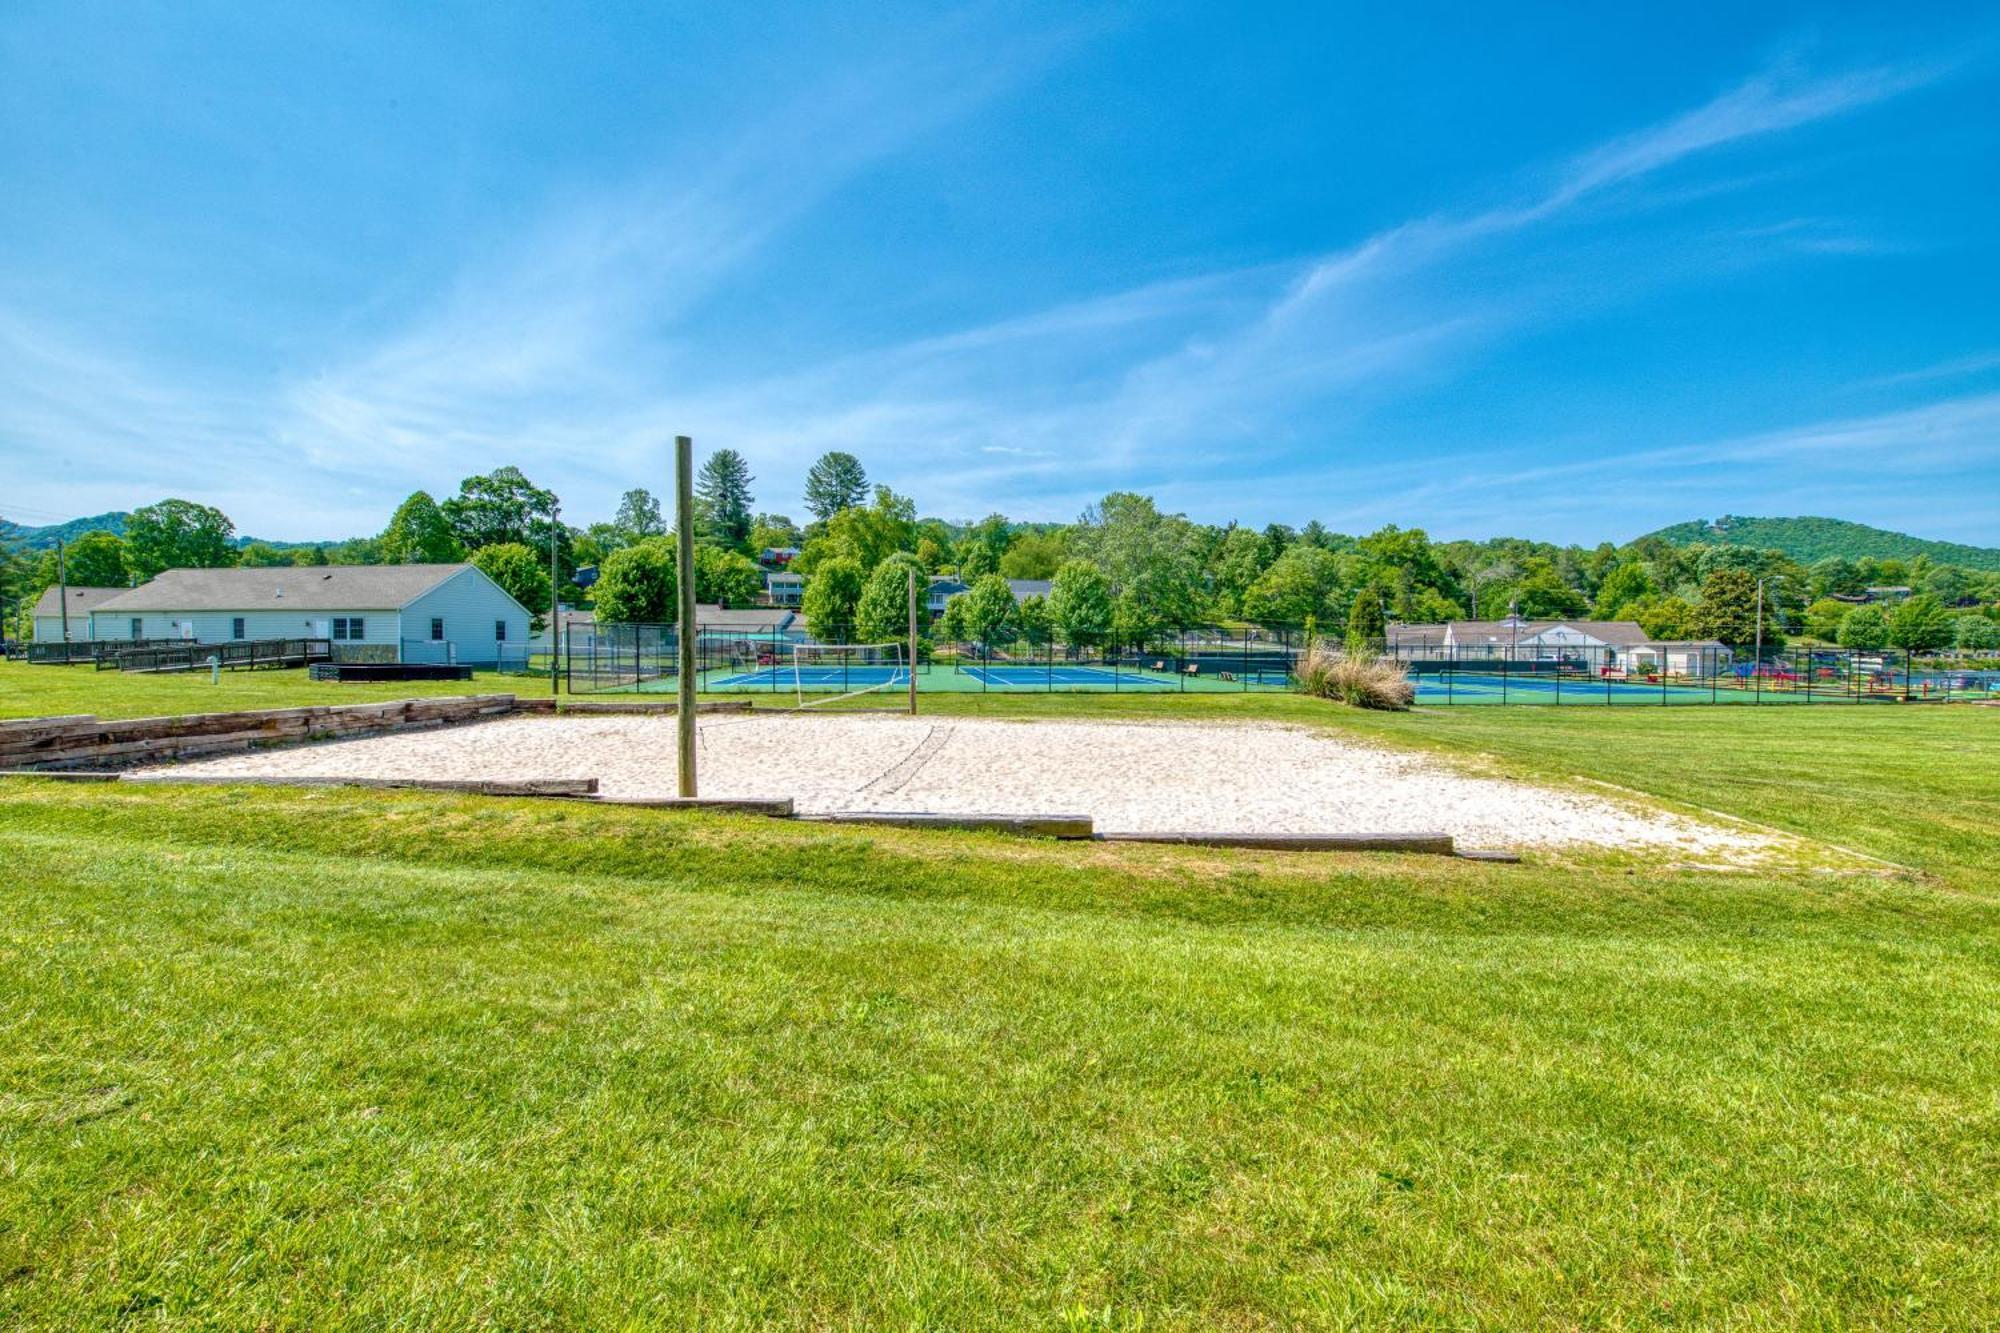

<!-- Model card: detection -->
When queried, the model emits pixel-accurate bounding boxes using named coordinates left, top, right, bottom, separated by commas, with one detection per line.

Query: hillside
left=0, top=511, right=129, bottom=550
left=1, top=513, right=322, bottom=555
left=1642, top=516, right=2000, bottom=571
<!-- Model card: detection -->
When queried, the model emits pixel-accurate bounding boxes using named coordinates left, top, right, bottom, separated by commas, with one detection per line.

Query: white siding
left=400, top=568, right=531, bottom=666
left=89, top=608, right=402, bottom=647
left=32, top=615, right=92, bottom=642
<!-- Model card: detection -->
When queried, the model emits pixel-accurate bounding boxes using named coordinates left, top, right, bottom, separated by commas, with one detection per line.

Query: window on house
left=331, top=619, right=345, bottom=641
left=494, top=620, right=508, bottom=642
left=130, top=618, right=142, bottom=639
left=331, top=617, right=366, bottom=641
left=232, top=617, right=246, bottom=640
left=431, top=617, right=445, bottom=641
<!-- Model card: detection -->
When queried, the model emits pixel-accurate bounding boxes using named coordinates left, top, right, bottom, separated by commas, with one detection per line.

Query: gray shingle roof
left=1389, top=619, right=1724, bottom=649
left=33, top=585, right=128, bottom=618
left=94, top=564, right=485, bottom=613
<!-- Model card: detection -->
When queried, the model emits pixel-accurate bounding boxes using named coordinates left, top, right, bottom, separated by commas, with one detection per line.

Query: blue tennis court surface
left=960, top=664, right=1176, bottom=687
left=707, top=665, right=910, bottom=688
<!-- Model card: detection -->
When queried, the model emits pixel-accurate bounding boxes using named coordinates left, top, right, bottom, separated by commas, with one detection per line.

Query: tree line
left=6, top=448, right=1999, bottom=655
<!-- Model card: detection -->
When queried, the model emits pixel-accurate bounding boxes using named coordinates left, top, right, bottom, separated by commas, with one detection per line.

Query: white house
left=87, top=564, right=533, bottom=667
left=31, top=586, right=127, bottom=642
left=1387, top=617, right=1729, bottom=676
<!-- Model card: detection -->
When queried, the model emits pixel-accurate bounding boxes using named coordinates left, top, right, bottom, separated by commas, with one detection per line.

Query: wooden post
left=548, top=500, right=561, bottom=698
left=907, top=566, right=919, bottom=715
left=56, top=538, right=70, bottom=643
left=675, top=435, right=698, bottom=797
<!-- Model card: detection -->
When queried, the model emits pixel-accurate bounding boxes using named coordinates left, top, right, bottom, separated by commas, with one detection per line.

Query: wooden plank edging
left=594, top=795, right=794, bottom=815
left=124, top=774, right=599, bottom=798
left=804, top=811, right=1095, bottom=839
left=1094, top=830, right=1457, bottom=855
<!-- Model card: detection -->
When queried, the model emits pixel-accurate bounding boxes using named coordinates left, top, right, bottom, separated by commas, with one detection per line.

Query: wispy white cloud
left=0, top=38, right=1971, bottom=538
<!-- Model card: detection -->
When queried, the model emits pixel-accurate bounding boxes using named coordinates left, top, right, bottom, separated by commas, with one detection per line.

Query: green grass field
left=0, top=658, right=537, bottom=720
left=3, top=663, right=1998, bottom=1326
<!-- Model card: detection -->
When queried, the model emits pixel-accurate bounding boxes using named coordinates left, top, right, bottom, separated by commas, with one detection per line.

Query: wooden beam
left=594, top=795, right=795, bottom=816
left=1094, top=831, right=1457, bottom=855
left=806, top=811, right=1095, bottom=839
left=125, top=775, right=600, bottom=798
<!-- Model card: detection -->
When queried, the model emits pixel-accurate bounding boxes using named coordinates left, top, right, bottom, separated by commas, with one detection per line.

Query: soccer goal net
left=790, top=642, right=908, bottom=708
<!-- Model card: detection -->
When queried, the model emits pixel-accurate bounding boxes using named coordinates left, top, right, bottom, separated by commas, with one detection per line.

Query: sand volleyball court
left=130, top=711, right=1770, bottom=854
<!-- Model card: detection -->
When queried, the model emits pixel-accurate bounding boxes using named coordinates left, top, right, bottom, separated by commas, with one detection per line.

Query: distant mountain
left=0, top=511, right=129, bottom=550
left=1642, top=516, right=2000, bottom=571
left=0, top=512, right=341, bottom=555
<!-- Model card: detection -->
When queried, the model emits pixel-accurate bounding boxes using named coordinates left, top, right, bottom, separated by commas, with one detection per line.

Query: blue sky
left=3, top=2, right=1998, bottom=544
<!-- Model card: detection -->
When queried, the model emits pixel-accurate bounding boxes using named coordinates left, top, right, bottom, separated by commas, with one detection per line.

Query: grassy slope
left=0, top=660, right=535, bottom=720
left=3, top=674, right=1999, bottom=1325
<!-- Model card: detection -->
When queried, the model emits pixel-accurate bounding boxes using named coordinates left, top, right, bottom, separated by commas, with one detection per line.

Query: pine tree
left=802, top=451, right=868, bottom=521
left=696, top=450, right=755, bottom=548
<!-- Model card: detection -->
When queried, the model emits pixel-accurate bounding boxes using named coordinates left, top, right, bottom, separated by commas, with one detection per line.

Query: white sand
left=132, top=712, right=1770, bottom=854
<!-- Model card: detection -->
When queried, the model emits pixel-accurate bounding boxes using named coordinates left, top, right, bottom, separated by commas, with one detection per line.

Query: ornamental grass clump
left=1295, top=638, right=1416, bottom=710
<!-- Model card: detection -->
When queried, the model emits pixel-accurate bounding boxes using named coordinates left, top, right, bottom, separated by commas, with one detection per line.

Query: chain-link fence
left=559, top=618, right=1999, bottom=704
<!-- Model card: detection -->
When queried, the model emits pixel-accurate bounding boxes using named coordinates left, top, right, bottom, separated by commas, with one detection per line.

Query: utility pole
left=675, top=435, right=698, bottom=798
left=1754, top=576, right=1765, bottom=671
left=906, top=566, right=919, bottom=716
left=56, top=537, right=70, bottom=644
left=548, top=500, right=561, bottom=698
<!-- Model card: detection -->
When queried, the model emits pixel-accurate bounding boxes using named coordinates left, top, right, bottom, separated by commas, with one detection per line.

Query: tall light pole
left=1754, top=573, right=1786, bottom=671
left=56, top=537, right=70, bottom=644
left=547, top=499, right=561, bottom=697
left=675, top=436, right=698, bottom=798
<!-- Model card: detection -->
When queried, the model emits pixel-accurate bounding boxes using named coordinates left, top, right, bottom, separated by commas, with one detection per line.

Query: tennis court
left=1411, top=671, right=1902, bottom=705
left=960, top=664, right=1177, bottom=688
left=707, top=665, right=912, bottom=689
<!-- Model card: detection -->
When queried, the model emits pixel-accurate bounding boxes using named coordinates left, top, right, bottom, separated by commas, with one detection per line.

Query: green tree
left=795, top=486, right=916, bottom=575
left=125, top=499, right=237, bottom=579
left=1242, top=545, right=1343, bottom=625
left=1512, top=559, right=1589, bottom=619
left=801, top=558, right=864, bottom=641
left=696, top=449, right=755, bottom=548
left=1836, top=605, right=1889, bottom=650
left=1208, top=526, right=1272, bottom=616
left=1345, top=585, right=1386, bottom=648
left=694, top=546, right=764, bottom=608
left=60, top=530, right=130, bottom=586
left=1017, top=593, right=1052, bottom=645
left=853, top=553, right=925, bottom=644
left=1068, top=493, right=1204, bottom=629
left=1802, top=598, right=1851, bottom=641
left=748, top=513, right=802, bottom=554
left=592, top=539, right=676, bottom=623
left=471, top=543, right=553, bottom=631
left=1110, top=590, right=1154, bottom=649
left=935, top=595, right=969, bottom=644
left=1887, top=594, right=1955, bottom=654
left=614, top=488, right=665, bottom=541
left=959, top=541, right=1000, bottom=580
left=1624, top=594, right=1694, bottom=640
left=442, top=466, right=556, bottom=550
left=1591, top=562, right=1654, bottom=620
left=803, top=451, right=869, bottom=520
left=1048, top=560, right=1113, bottom=647
left=237, top=542, right=292, bottom=568
left=1954, top=614, right=2000, bottom=652
left=999, top=530, right=1065, bottom=580
left=961, top=574, right=1018, bottom=645
left=379, top=491, right=465, bottom=564
left=1691, top=569, right=1764, bottom=647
